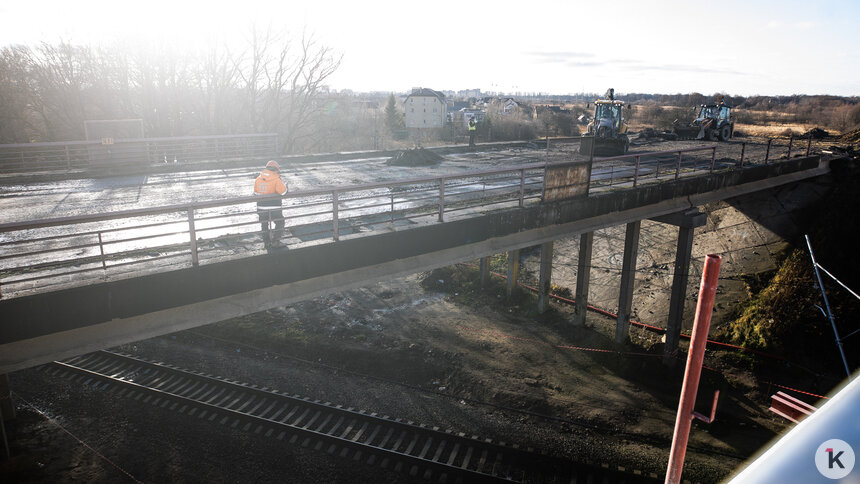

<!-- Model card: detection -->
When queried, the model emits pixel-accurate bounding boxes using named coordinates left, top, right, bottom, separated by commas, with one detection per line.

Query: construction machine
left=673, top=99, right=734, bottom=141
left=580, top=88, right=630, bottom=156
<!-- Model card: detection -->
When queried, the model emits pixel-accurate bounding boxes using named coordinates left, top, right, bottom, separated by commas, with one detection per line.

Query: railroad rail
left=0, top=145, right=763, bottom=298
left=46, top=350, right=657, bottom=483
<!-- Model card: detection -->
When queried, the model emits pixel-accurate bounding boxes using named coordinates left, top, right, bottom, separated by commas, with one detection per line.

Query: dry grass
left=734, top=123, right=822, bottom=138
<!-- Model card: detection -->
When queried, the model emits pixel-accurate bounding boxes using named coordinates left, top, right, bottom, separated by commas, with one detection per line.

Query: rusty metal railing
left=0, top=144, right=805, bottom=299
left=0, top=133, right=279, bottom=174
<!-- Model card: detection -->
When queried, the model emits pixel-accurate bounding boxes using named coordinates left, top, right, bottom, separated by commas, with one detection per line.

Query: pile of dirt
left=836, top=128, right=860, bottom=144
left=636, top=128, right=678, bottom=141
left=802, top=127, right=830, bottom=139
left=386, top=148, right=443, bottom=167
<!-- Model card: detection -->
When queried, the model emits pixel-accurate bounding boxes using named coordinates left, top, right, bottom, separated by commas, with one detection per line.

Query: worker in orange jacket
left=254, top=160, right=288, bottom=248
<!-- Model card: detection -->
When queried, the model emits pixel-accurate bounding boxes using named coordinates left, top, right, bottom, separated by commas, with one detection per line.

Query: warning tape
left=457, top=325, right=664, bottom=358
left=765, top=382, right=829, bottom=400
left=475, top=265, right=788, bottom=361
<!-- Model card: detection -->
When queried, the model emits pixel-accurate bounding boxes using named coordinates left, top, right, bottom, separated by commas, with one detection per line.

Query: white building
left=403, top=88, right=447, bottom=129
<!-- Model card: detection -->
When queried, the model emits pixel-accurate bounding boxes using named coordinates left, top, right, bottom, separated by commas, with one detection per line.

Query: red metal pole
left=665, top=254, right=722, bottom=484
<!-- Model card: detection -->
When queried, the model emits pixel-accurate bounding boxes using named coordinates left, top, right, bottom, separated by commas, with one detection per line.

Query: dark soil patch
left=386, top=148, right=443, bottom=167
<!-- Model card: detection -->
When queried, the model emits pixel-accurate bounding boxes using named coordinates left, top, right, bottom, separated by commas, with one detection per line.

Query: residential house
left=403, top=88, right=447, bottom=129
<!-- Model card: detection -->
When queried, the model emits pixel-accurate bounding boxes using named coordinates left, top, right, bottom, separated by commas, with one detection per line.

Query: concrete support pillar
left=479, top=257, right=490, bottom=288
left=537, top=241, right=554, bottom=313
left=574, top=232, right=594, bottom=326
left=664, top=225, right=696, bottom=364
left=650, top=209, right=707, bottom=366
left=0, top=373, right=13, bottom=421
left=615, top=221, right=641, bottom=344
left=506, top=249, right=520, bottom=297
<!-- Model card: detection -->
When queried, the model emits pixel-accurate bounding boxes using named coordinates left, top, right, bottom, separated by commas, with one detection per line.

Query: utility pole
left=805, top=235, right=851, bottom=378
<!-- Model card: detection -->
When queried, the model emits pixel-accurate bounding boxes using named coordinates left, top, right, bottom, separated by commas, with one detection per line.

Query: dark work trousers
left=469, top=131, right=476, bottom=146
left=257, top=207, right=285, bottom=243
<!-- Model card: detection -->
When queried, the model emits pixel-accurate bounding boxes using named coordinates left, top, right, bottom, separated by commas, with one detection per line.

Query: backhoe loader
left=580, top=88, right=630, bottom=156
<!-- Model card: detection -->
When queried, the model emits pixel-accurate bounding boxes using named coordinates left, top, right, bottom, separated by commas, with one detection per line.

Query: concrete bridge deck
left=0, top=146, right=827, bottom=374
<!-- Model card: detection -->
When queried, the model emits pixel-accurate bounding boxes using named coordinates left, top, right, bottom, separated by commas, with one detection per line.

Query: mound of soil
left=836, top=128, right=860, bottom=144
left=802, top=127, right=829, bottom=139
left=386, top=148, right=443, bottom=167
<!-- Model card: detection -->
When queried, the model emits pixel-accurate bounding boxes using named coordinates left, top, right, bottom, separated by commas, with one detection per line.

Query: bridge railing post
left=765, top=139, right=772, bottom=163
left=739, top=142, right=746, bottom=168
left=518, top=168, right=525, bottom=207
left=187, top=208, right=199, bottom=266
left=675, top=152, right=682, bottom=181
left=633, top=155, right=641, bottom=187
left=98, top=232, right=108, bottom=275
left=709, top=147, right=716, bottom=173
left=787, top=134, right=793, bottom=159
left=332, top=191, right=339, bottom=241
left=806, top=136, right=812, bottom=156
left=438, top=178, right=445, bottom=222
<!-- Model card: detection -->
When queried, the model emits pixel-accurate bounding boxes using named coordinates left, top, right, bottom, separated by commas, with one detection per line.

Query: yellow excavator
left=673, top=98, right=734, bottom=141
left=580, top=88, right=630, bottom=156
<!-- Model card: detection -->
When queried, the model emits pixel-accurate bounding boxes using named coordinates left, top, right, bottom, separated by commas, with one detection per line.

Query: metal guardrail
left=591, top=146, right=720, bottom=189
left=0, top=165, right=547, bottom=297
left=0, top=146, right=758, bottom=298
left=0, top=133, right=279, bottom=174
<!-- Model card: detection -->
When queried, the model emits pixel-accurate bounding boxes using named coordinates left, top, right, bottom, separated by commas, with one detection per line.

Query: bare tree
left=239, top=28, right=341, bottom=153
left=0, top=45, right=42, bottom=142
left=29, top=41, right=99, bottom=140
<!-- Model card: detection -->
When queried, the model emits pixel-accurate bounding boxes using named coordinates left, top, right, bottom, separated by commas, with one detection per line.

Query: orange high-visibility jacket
left=254, top=169, right=287, bottom=208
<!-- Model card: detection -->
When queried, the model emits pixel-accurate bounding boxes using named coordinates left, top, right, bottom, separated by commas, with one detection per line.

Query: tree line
left=3, top=33, right=859, bottom=152
left=0, top=28, right=343, bottom=153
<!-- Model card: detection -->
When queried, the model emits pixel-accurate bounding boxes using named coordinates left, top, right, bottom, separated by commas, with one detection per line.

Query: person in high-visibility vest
left=468, top=117, right=477, bottom=146
left=254, top=160, right=288, bottom=248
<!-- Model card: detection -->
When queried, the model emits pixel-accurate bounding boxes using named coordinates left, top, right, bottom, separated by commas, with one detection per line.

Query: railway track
left=45, top=350, right=659, bottom=483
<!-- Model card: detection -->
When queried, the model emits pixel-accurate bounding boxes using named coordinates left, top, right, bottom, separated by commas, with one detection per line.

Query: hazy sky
left=1, top=0, right=858, bottom=97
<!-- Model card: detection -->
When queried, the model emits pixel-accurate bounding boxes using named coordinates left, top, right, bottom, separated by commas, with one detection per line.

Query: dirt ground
left=1, top=136, right=850, bottom=483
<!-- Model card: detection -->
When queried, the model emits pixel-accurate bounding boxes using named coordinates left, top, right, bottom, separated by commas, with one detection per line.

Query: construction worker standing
left=468, top=117, right=477, bottom=147
left=254, top=160, right=288, bottom=248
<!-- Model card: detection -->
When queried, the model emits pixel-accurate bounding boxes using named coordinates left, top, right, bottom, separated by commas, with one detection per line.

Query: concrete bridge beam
left=506, top=250, right=520, bottom=297
left=650, top=209, right=708, bottom=365
left=479, top=257, right=490, bottom=288
left=573, top=232, right=594, bottom=326
left=615, top=221, right=641, bottom=344
left=538, top=241, right=554, bottom=313
left=0, top=374, right=12, bottom=421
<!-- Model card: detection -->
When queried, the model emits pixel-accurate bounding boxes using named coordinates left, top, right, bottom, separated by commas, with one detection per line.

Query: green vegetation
left=717, top=165, right=860, bottom=375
